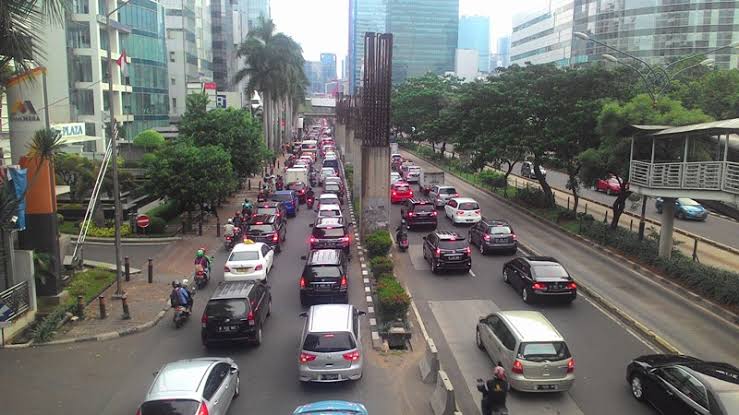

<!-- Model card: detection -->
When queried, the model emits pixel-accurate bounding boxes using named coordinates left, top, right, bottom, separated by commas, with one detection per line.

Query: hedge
left=82, top=220, right=132, bottom=237
left=376, top=276, right=410, bottom=322
left=365, top=230, right=392, bottom=258
left=146, top=199, right=181, bottom=222
left=148, top=216, right=167, bottom=234
left=370, top=256, right=394, bottom=278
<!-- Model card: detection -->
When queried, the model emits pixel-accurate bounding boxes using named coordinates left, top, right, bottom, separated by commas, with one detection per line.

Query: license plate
left=537, top=384, right=556, bottom=391
left=316, top=285, right=332, bottom=291
left=447, top=255, right=461, bottom=260
left=495, top=238, right=507, bottom=243
left=218, top=325, right=237, bottom=332
left=236, top=267, right=248, bottom=273
left=322, top=374, right=339, bottom=380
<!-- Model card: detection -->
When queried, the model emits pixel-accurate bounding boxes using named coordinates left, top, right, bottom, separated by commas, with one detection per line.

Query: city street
left=0, top=198, right=428, bottom=415
left=393, top=151, right=739, bottom=414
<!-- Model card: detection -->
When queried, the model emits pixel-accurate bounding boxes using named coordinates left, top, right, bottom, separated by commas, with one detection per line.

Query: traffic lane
left=393, top=204, right=654, bottom=415
left=406, top=151, right=739, bottom=365
left=510, top=161, right=739, bottom=248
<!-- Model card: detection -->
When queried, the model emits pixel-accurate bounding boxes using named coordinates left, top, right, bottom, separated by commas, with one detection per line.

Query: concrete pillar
left=343, top=124, right=352, bottom=161
left=361, top=146, right=390, bottom=236
left=352, top=130, right=362, bottom=200
left=336, top=123, right=346, bottom=156
left=658, top=197, right=676, bottom=259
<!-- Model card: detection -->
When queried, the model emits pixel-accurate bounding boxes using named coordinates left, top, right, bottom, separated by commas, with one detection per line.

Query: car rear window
left=395, top=185, right=410, bottom=192
left=458, top=202, right=479, bottom=210
left=140, top=399, right=200, bottom=415
left=271, top=193, right=293, bottom=201
left=518, top=342, right=571, bottom=362
left=413, top=204, right=434, bottom=213
left=533, top=264, right=569, bottom=278
left=313, top=227, right=346, bottom=238
left=439, top=188, right=457, bottom=194
left=303, top=332, right=356, bottom=352
left=288, top=182, right=306, bottom=191
left=247, top=224, right=275, bottom=234
left=323, top=160, right=339, bottom=168
left=206, top=299, right=248, bottom=319
left=489, top=226, right=512, bottom=234
left=439, top=240, right=467, bottom=250
left=319, top=209, right=342, bottom=217
left=325, top=184, right=340, bottom=191
left=229, top=251, right=259, bottom=261
left=307, top=266, right=342, bottom=279
left=256, top=207, right=277, bottom=215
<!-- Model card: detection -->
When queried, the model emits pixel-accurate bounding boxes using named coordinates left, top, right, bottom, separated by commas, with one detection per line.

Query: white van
left=285, top=167, right=309, bottom=186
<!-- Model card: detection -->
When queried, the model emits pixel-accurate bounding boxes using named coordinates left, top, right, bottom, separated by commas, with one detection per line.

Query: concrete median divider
left=419, top=336, right=440, bottom=383
left=430, top=370, right=457, bottom=415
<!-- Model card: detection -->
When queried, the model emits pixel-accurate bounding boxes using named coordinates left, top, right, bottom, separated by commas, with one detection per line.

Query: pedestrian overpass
left=300, top=97, right=336, bottom=118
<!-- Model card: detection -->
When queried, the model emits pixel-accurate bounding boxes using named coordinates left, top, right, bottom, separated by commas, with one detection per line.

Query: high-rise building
left=162, top=0, right=213, bottom=116
left=232, top=0, right=270, bottom=105
left=455, top=48, right=479, bottom=80
left=119, top=0, right=171, bottom=138
left=458, top=15, right=490, bottom=73
left=510, top=0, right=573, bottom=67
left=304, top=61, right=323, bottom=93
left=246, top=0, right=271, bottom=31
left=496, top=36, right=511, bottom=68
left=348, top=0, right=388, bottom=93
left=320, top=53, right=338, bottom=85
left=211, top=0, right=235, bottom=90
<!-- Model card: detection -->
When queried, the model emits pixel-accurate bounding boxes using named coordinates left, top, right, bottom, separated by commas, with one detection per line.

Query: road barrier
left=419, top=336, right=440, bottom=383
left=430, top=370, right=457, bottom=415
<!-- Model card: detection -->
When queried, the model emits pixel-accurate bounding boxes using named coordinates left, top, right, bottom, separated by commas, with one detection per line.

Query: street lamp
left=106, top=0, right=130, bottom=296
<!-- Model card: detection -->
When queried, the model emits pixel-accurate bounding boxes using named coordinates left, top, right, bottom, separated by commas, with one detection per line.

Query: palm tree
left=234, top=17, right=307, bottom=151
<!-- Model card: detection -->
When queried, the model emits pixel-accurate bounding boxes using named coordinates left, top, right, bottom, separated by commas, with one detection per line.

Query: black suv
left=201, top=280, right=272, bottom=347
left=468, top=218, right=518, bottom=255
left=401, top=198, right=438, bottom=229
left=253, top=201, right=287, bottom=227
left=243, top=214, right=286, bottom=252
left=422, top=231, right=471, bottom=274
left=298, top=249, right=349, bottom=306
left=502, top=256, right=577, bottom=304
left=309, top=217, right=351, bottom=252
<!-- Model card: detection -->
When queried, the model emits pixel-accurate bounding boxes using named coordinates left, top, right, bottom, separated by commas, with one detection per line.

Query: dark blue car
left=271, top=190, right=299, bottom=217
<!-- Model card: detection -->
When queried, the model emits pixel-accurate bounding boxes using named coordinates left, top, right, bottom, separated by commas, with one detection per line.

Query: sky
left=270, top=0, right=546, bottom=78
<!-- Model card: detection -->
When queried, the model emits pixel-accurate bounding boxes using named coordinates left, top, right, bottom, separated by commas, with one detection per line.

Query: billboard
left=6, top=68, right=47, bottom=164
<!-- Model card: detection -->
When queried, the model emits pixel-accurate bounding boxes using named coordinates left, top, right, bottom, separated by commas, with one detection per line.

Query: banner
left=7, top=167, right=28, bottom=231
left=6, top=68, right=47, bottom=164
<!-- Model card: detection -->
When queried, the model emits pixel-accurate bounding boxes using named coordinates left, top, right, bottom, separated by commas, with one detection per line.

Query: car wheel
left=431, top=260, right=438, bottom=274
left=475, top=328, right=484, bottom=350
left=630, top=375, right=645, bottom=401
left=233, top=375, right=240, bottom=398
left=253, top=325, right=263, bottom=346
left=677, top=211, right=685, bottom=220
left=503, top=268, right=510, bottom=284
left=522, top=286, right=533, bottom=303
left=267, top=299, right=272, bottom=317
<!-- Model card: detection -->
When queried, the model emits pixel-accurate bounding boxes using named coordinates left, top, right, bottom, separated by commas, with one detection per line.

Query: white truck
left=285, top=167, right=309, bottom=185
left=419, top=169, right=444, bottom=195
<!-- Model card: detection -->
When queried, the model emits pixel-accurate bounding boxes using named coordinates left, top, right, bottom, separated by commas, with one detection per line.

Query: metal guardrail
left=631, top=160, right=737, bottom=194
left=0, top=281, right=30, bottom=321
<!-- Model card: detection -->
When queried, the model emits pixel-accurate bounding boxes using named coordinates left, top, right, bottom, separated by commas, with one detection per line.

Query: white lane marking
left=468, top=269, right=477, bottom=278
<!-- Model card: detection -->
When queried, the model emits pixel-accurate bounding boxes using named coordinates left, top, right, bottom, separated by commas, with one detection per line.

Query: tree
left=55, top=153, right=95, bottom=202
left=133, top=129, right=165, bottom=152
left=671, top=69, right=739, bottom=120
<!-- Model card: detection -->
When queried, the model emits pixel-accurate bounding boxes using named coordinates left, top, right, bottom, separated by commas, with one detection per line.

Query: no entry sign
left=136, top=215, right=151, bottom=228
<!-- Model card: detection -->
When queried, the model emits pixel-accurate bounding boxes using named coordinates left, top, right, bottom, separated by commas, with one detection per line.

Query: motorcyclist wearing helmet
left=242, top=199, right=253, bottom=216
left=223, top=218, right=235, bottom=237
left=306, top=187, right=315, bottom=200
left=233, top=211, right=243, bottom=228
left=194, top=249, right=211, bottom=276
left=396, top=219, right=408, bottom=240
left=477, top=363, right=509, bottom=415
left=181, top=279, right=194, bottom=312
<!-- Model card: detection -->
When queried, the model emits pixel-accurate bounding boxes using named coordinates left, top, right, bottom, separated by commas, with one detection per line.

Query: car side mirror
left=300, top=255, right=307, bottom=260
left=308, top=224, right=314, bottom=228
left=299, top=312, right=308, bottom=318
left=230, top=365, right=238, bottom=374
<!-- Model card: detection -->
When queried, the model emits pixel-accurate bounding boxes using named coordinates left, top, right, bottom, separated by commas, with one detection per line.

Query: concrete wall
left=361, top=146, right=390, bottom=235
left=2, top=250, right=37, bottom=343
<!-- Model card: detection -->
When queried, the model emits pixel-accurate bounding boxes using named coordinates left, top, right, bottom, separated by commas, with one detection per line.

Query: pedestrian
left=477, top=363, right=509, bottom=415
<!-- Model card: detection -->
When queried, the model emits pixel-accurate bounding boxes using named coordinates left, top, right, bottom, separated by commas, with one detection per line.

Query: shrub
left=376, top=276, right=410, bottom=322
left=514, top=187, right=552, bottom=209
left=365, top=229, right=392, bottom=258
left=57, top=213, right=64, bottom=225
left=83, top=221, right=132, bottom=237
left=31, top=305, right=72, bottom=343
left=147, top=199, right=181, bottom=222
left=370, top=256, right=394, bottom=277
left=133, top=129, right=165, bottom=150
left=148, top=216, right=167, bottom=234
left=479, top=170, right=507, bottom=189
left=141, top=153, right=157, bottom=168
left=66, top=268, right=116, bottom=302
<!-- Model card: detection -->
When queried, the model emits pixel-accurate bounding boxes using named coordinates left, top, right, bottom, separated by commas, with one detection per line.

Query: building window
left=172, top=97, right=177, bottom=109
left=170, top=77, right=176, bottom=85
left=73, top=90, right=95, bottom=115
left=73, top=55, right=93, bottom=82
left=72, top=0, right=89, bottom=14
left=169, top=51, right=176, bottom=62
left=68, top=22, right=91, bottom=48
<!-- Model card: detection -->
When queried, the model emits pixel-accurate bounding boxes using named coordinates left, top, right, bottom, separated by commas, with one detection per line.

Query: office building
left=510, top=0, right=574, bottom=67
left=455, top=48, right=479, bottom=80
left=162, top=0, right=213, bottom=117
left=496, top=35, right=511, bottom=68
left=348, top=0, right=388, bottom=92
left=118, top=0, right=171, bottom=138
left=304, top=61, right=323, bottom=93
left=458, top=15, right=490, bottom=73
left=232, top=0, right=270, bottom=107
left=211, top=0, right=235, bottom=90
left=571, top=0, right=739, bottom=69
left=321, top=53, right=338, bottom=85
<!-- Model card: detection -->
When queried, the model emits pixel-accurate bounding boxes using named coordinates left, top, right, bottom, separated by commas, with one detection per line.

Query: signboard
left=51, top=122, right=86, bottom=140
left=216, top=94, right=227, bottom=108
left=136, top=215, right=151, bottom=228
left=204, top=82, right=217, bottom=90
left=6, top=68, right=47, bottom=164
left=0, top=302, right=13, bottom=322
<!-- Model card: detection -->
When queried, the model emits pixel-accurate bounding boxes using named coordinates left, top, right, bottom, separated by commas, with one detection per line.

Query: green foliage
left=31, top=304, right=71, bottom=343
left=56, top=213, right=64, bottom=225
left=377, top=276, right=411, bottom=322
left=513, top=187, right=552, bottom=209
left=146, top=199, right=181, bottom=221
left=478, top=170, right=507, bottom=189
left=148, top=216, right=167, bottom=234
left=133, top=129, right=165, bottom=151
left=141, top=153, right=157, bottom=168
left=671, top=69, right=739, bottom=119
left=365, top=230, right=392, bottom=258
left=55, top=153, right=95, bottom=202
left=370, top=256, right=394, bottom=278
left=81, top=220, right=132, bottom=237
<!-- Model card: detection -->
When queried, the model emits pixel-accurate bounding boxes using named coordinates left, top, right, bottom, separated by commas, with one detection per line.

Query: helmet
left=227, top=218, right=233, bottom=224
left=493, top=365, right=506, bottom=381
left=196, top=249, right=204, bottom=258
left=171, top=280, right=178, bottom=288
left=174, top=281, right=182, bottom=288
left=182, top=279, right=189, bottom=287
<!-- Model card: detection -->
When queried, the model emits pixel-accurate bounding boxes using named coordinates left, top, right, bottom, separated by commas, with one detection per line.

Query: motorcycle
left=276, top=178, right=284, bottom=191
left=242, top=201, right=253, bottom=217
left=193, top=258, right=213, bottom=289
left=173, top=305, right=189, bottom=328
left=397, top=230, right=409, bottom=252
left=306, top=196, right=315, bottom=209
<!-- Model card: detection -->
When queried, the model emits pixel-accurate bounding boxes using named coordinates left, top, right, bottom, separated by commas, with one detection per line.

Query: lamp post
left=575, top=32, right=736, bottom=239
left=106, top=0, right=131, bottom=296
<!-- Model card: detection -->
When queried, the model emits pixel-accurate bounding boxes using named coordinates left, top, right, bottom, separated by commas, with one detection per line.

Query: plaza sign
left=51, top=123, right=86, bottom=139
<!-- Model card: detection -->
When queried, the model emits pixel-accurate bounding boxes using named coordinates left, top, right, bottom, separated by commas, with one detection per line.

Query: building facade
left=211, top=0, right=235, bottom=90
left=455, top=48, right=479, bottom=80
left=320, top=53, right=338, bottom=85
left=510, top=0, right=574, bottom=67
left=348, top=0, right=388, bottom=93
left=304, top=61, right=323, bottom=93
left=496, top=35, right=511, bottom=68
left=119, top=0, right=171, bottom=138
left=458, top=15, right=490, bottom=73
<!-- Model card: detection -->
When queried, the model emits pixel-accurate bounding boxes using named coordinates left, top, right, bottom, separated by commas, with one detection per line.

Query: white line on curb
left=368, top=306, right=374, bottom=314
left=468, top=270, right=477, bottom=278
left=365, top=295, right=373, bottom=303
left=369, top=318, right=377, bottom=326
left=361, top=270, right=368, bottom=276
left=364, top=286, right=371, bottom=293
left=363, top=278, right=370, bottom=284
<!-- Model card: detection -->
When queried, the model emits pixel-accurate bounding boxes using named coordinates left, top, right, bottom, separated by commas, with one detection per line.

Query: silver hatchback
left=298, top=304, right=365, bottom=382
left=137, top=357, right=239, bottom=415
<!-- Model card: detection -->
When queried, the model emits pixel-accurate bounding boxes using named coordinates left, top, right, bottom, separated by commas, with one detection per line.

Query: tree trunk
left=262, top=91, right=271, bottom=149
left=567, top=165, right=581, bottom=212
left=534, top=162, right=554, bottom=207
left=440, top=141, right=447, bottom=156
left=611, top=189, right=631, bottom=229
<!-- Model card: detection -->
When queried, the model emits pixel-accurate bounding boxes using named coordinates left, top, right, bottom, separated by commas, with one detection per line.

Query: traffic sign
left=0, top=302, right=13, bottom=322
left=136, top=215, right=151, bottom=228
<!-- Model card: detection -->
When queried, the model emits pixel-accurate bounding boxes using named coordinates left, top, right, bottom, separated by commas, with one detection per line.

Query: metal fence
left=0, top=281, right=31, bottom=321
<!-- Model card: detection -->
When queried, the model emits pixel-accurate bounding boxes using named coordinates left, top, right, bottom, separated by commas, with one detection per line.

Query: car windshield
left=303, top=332, right=356, bottom=353
left=490, top=226, right=512, bottom=234
left=322, top=168, right=335, bottom=174
left=313, top=227, right=345, bottom=238
left=518, top=342, right=571, bottom=362
left=458, top=202, right=479, bottom=210
left=678, top=198, right=701, bottom=206
left=229, top=251, right=260, bottom=261
left=414, top=204, right=434, bottom=213
left=533, top=264, right=569, bottom=278
left=271, top=193, right=293, bottom=201
left=439, top=240, right=467, bottom=250
left=308, top=266, right=342, bottom=279
left=439, top=188, right=457, bottom=194
left=325, top=184, right=340, bottom=191
left=247, top=225, right=274, bottom=234
left=206, top=299, right=247, bottom=319
left=256, top=207, right=277, bottom=215
left=320, top=209, right=342, bottom=217
left=140, top=399, right=200, bottom=415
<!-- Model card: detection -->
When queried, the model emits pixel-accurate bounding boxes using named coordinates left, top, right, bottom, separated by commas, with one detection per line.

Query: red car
left=391, top=181, right=414, bottom=204
left=595, top=176, right=628, bottom=195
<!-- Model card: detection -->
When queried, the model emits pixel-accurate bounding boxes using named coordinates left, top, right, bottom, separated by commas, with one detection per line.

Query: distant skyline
left=271, top=0, right=545, bottom=79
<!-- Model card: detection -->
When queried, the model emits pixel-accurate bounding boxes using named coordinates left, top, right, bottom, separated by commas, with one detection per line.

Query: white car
left=316, top=194, right=341, bottom=210
left=320, top=167, right=336, bottom=184
left=317, top=204, right=343, bottom=219
left=390, top=171, right=401, bottom=184
left=444, top=197, right=481, bottom=224
left=223, top=241, right=274, bottom=282
left=324, top=152, right=338, bottom=160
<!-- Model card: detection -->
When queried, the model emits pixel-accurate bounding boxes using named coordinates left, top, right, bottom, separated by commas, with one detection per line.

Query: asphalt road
left=0, top=196, right=427, bottom=415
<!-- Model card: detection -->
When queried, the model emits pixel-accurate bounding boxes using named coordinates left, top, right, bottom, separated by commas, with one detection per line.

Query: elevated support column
left=352, top=129, right=362, bottom=200
left=336, top=123, right=346, bottom=157
left=658, top=197, right=676, bottom=259
left=361, top=146, right=390, bottom=236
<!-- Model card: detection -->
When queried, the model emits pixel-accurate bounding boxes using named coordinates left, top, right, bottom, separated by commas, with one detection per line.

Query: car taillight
left=434, top=248, right=441, bottom=257
left=255, top=264, right=263, bottom=271
left=475, top=210, right=480, bottom=215
left=567, top=358, right=575, bottom=373
left=409, top=191, right=414, bottom=196
left=201, top=313, right=207, bottom=328
left=341, top=236, right=350, bottom=244
left=453, top=193, right=459, bottom=197
left=392, top=191, right=397, bottom=196
left=512, top=359, right=524, bottom=374
left=532, top=282, right=547, bottom=290
left=567, top=282, right=577, bottom=290
left=224, top=265, right=231, bottom=272
left=247, top=310, right=255, bottom=326
left=456, top=210, right=463, bottom=215
left=299, top=276, right=306, bottom=288
left=196, top=402, right=209, bottom=415
left=431, top=211, right=437, bottom=216
left=340, top=275, right=348, bottom=288
left=512, top=233, right=517, bottom=240
left=272, top=233, right=279, bottom=242
left=407, top=211, right=415, bottom=217
left=309, top=236, right=317, bottom=244
left=483, top=234, right=491, bottom=241
left=300, top=352, right=317, bottom=364
left=343, top=350, right=361, bottom=361
left=464, top=247, right=471, bottom=254
left=225, top=236, right=231, bottom=241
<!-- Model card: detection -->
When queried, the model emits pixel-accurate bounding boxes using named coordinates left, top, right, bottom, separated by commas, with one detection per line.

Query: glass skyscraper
left=348, top=0, right=388, bottom=93
left=497, top=35, right=511, bottom=68
left=458, top=15, right=490, bottom=73
left=211, top=0, right=234, bottom=90
left=118, top=0, right=171, bottom=138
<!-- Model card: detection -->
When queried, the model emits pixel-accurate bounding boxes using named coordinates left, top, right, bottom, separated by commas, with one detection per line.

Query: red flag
left=115, top=49, right=128, bottom=76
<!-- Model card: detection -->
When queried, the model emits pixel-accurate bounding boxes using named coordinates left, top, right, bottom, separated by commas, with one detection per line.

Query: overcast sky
left=271, top=0, right=546, bottom=76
